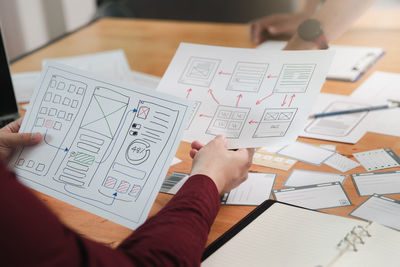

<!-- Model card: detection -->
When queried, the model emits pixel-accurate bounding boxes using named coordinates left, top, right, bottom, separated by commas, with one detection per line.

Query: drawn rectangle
left=206, top=105, right=250, bottom=139
left=113, top=162, right=146, bottom=180
left=226, top=62, right=268, bottom=93
left=274, top=64, right=316, bottom=93
left=178, top=57, right=220, bottom=87
left=253, top=108, right=297, bottom=138
left=186, top=101, right=201, bottom=129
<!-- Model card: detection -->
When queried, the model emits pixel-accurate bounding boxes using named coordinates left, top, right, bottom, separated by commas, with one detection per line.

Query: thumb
left=213, top=135, right=227, bottom=148
left=0, top=132, right=42, bottom=147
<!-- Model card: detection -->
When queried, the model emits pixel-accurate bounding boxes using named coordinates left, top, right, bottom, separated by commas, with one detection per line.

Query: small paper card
left=353, top=148, right=400, bottom=171
left=351, top=170, right=400, bottom=196
left=273, top=182, right=351, bottom=210
left=277, top=142, right=335, bottom=165
left=253, top=148, right=297, bottom=171
left=284, top=169, right=347, bottom=187
left=324, top=153, right=360, bottom=172
left=351, top=194, right=400, bottom=231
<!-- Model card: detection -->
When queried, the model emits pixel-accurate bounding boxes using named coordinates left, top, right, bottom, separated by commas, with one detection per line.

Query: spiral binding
left=337, top=221, right=372, bottom=252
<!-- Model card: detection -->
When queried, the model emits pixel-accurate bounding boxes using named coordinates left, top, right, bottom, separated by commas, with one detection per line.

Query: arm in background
left=285, top=0, right=376, bottom=50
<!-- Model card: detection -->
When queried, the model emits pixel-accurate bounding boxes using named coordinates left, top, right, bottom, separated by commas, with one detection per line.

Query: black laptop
left=0, top=26, right=20, bottom=127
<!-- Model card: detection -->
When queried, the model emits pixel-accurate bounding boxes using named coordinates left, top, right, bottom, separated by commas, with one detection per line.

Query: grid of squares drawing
left=15, top=75, right=87, bottom=175
left=206, top=105, right=250, bottom=138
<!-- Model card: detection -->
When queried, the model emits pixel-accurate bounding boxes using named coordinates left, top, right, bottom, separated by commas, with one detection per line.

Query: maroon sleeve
left=118, top=174, right=221, bottom=266
left=0, top=160, right=220, bottom=267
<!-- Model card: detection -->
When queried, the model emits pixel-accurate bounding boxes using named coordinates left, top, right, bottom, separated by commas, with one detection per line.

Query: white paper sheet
left=324, top=153, right=360, bottom=172
left=12, top=71, right=41, bottom=103
left=161, top=172, right=276, bottom=206
left=276, top=141, right=335, bottom=165
left=351, top=171, right=400, bottom=196
left=351, top=71, right=400, bottom=137
left=42, top=50, right=132, bottom=82
left=284, top=169, right=347, bottom=187
left=300, top=93, right=371, bottom=143
left=353, top=148, right=400, bottom=171
left=10, top=62, right=192, bottom=229
left=156, top=43, right=333, bottom=148
left=129, top=70, right=160, bottom=89
left=170, top=157, right=182, bottom=166
left=222, top=173, right=276, bottom=205
left=258, top=40, right=384, bottom=81
left=273, top=182, right=351, bottom=210
left=351, top=195, right=400, bottom=231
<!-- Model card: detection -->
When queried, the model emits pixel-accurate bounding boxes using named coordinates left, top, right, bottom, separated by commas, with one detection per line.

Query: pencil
left=309, top=104, right=391, bottom=119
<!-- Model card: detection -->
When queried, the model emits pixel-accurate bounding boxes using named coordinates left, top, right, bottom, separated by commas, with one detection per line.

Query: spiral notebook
left=202, top=200, right=400, bottom=267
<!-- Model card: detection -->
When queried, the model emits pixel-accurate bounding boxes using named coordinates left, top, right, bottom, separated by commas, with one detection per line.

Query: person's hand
left=0, top=117, right=41, bottom=161
left=189, top=135, right=254, bottom=195
left=249, top=12, right=310, bottom=44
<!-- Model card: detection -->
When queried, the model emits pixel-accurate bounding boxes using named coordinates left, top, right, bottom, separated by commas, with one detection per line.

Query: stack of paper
left=156, top=43, right=334, bottom=148
left=12, top=50, right=161, bottom=103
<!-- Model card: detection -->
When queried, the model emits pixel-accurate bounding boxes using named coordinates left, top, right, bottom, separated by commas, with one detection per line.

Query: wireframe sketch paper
left=300, top=93, right=371, bottom=143
left=351, top=71, right=400, bottom=137
left=156, top=43, right=334, bottom=148
left=10, top=62, right=192, bottom=229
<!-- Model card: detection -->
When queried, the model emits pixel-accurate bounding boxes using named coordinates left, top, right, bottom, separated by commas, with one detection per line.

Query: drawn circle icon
left=125, top=139, right=150, bottom=165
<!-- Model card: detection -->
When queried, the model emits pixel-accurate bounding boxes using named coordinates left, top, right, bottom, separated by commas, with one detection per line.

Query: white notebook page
left=202, top=203, right=362, bottom=267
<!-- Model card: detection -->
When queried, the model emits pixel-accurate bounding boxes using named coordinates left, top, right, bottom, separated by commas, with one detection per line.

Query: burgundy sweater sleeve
left=0, top=160, right=220, bottom=267
left=118, top=174, right=221, bottom=266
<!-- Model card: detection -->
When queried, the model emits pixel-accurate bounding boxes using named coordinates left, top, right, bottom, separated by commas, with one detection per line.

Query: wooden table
left=10, top=11, right=400, bottom=247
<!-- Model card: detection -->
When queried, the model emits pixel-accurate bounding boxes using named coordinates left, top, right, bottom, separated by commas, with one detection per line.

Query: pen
left=309, top=99, right=400, bottom=119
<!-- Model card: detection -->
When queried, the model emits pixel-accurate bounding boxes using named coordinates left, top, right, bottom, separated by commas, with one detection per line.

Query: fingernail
left=31, top=132, right=41, bottom=141
left=268, top=26, right=275, bottom=34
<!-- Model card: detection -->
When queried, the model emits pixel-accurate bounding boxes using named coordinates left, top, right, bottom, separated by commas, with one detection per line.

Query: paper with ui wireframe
left=351, top=71, right=400, bottom=137
left=300, top=93, right=371, bottom=143
left=10, top=62, right=193, bottom=230
left=161, top=172, right=276, bottom=206
left=273, top=182, right=351, bottom=210
left=324, top=153, right=360, bottom=172
left=42, top=50, right=161, bottom=89
left=284, top=169, right=347, bottom=187
left=351, top=171, right=400, bottom=196
left=353, top=148, right=400, bottom=171
left=156, top=43, right=334, bottom=148
left=12, top=71, right=41, bottom=103
left=276, top=141, right=335, bottom=165
left=258, top=40, right=384, bottom=82
left=351, top=195, right=400, bottom=231
left=253, top=148, right=297, bottom=171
